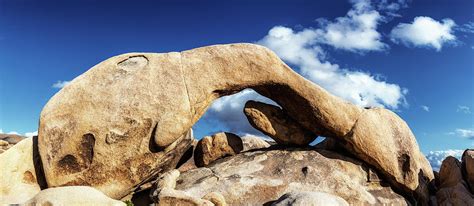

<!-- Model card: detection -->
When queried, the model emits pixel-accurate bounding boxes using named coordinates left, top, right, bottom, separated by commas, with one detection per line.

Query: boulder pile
left=0, top=43, right=471, bottom=205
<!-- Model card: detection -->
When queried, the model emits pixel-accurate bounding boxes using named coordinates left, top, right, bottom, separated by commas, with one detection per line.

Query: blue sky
left=0, top=0, right=472, bottom=169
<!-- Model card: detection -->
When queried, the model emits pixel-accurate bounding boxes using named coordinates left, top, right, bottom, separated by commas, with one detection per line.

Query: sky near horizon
left=0, top=0, right=472, bottom=170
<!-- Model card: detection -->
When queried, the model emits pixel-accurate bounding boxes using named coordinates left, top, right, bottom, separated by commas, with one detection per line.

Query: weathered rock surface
left=271, top=191, right=349, bottom=206
left=194, top=132, right=243, bottom=167
left=0, top=137, right=41, bottom=204
left=38, top=43, right=432, bottom=201
left=436, top=156, right=474, bottom=205
left=243, top=100, right=316, bottom=146
left=241, top=135, right=271, bottom=151
left=462, top=149, right=474, bottom=193
left=24, top=186, right=125, bottom=206
left=340, top=108, right=434, bottom=203
left=175, top=148, right=408, bottom=205
left=0, top=133, right=25, bottom=154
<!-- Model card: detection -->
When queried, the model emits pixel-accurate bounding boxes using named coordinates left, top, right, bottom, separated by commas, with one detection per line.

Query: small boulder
left=243, top=100, right=316, bottom=146
left=24, top=186, right=125, bottom=206
left=194, top=132, right=243, bottom=167
left=272, top=191, right=349, bottom=206
left=0, top=137, right=41, bottom=204
left=462, top=149, right=474, bottom=193
left=241, top=134, right=271, bottom=151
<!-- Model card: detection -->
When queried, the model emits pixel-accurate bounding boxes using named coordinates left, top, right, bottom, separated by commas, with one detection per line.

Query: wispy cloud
left=426, top=149, right=463, bottom=171
left=390, top=16, right=456, bottom=51
left=24, top=131, right=38, bottom=138
left=457, top=105, right=471, bottom=114
left=52, top=80, right=71, bottom=89
left=421, top=105, right=430, bottom=112
left=455, top=128, right=474, bottom=139
left=456, top=21, right=474, bottom=34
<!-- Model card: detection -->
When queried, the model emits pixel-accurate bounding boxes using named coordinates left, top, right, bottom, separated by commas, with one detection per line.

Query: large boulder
left=174, top=148, right=408, bottom=205
left=194, top=132, right=243, bottom=167
left=462, top=149, right=474, bottom=193
left=38, top=43, right=431, bottom=201
left=0, top=137, right=41, bottom=204
left=436, top=156, right=474, bottom=205
left=243, top=100, right=316, bottom=146
left=24, top=186, right=125, bottom=206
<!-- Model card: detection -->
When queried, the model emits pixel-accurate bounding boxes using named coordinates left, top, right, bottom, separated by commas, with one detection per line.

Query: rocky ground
left=0, top=43, right=472, bottom=205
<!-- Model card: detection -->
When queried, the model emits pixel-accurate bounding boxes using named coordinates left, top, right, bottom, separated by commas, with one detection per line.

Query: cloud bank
left=390, top=16, right=456, bottom=51
left=426, top=149, right=463, bottom=171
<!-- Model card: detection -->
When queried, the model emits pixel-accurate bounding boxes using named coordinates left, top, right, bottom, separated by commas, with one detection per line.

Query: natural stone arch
left=38, top=43, right=433, bottom=203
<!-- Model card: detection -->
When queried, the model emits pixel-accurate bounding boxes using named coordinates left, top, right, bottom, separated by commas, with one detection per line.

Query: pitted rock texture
left=0, top=137, right=41, bottom=204
left=38, top=43, right=432, bottom=201
left=194, top=132, right=243, bottom=167
left=243, top=100, right=316, bottom=146
left=175, top=148, right=408, bottom=205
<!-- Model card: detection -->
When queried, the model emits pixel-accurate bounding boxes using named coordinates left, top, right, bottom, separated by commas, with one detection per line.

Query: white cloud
left=0, top=129, right=3, bottom=133
left=457, top=105, right=471, bottom=114
left=421, top=105, right=430, bottom=112
left=7, top=131, right=19, bottom=135
left=52, top=80, right=71, bottom=89
left=258, top=26, right=407, bottom=109
left=390, top=16, right=456, bottom=51
left=314, top=0, right=388, bottom=52
left=24, top=131, right=38, bottom=138
left=455, top=128, right=474, bottom=139
left=426, top=149, right=463, bottom=171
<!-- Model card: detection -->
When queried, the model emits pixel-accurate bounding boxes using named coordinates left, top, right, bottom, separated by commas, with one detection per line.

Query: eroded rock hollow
left=37, top=43, right=434, bottom=203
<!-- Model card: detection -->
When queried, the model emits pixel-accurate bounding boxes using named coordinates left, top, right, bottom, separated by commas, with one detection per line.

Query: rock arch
left=38, top=43, right=433, bottom=203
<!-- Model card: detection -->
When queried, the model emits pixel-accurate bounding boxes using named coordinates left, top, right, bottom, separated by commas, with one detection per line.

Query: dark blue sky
left=0, top=0, right=473, bottom=160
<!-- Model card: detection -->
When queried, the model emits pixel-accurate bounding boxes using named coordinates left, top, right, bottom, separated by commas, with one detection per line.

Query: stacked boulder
left=435, top=150, right=474, bottom=205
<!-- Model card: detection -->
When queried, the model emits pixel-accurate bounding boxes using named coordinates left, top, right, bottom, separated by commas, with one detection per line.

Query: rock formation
left=436, top=155, right=474, bottom=205
left=194, top=132, right=243, bottom=167
left=243, top=100, right=316, bottom=145
left=0, top=133, right=25, bottom=154
left=0, top=137, right=41, bottom=204
left=241, top=135, right=271, bottom=151
left=34, top=43, right=435, bottom=203
left=462, top=149, right=474, bottom=193
left=171, top=148, right=409, bottom=205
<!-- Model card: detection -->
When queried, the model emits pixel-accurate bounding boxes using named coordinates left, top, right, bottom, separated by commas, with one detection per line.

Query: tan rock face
left=194, top=132, right=243, bottom=167
left=24, top=186, right=125, bottom=206
left=462, top=149, right=474, bottom=193
left=243, top=100, right=316, bottom=146
left=38, top=43, right=432, bottom=201
left=340, top=108, right=434, bottom=203
left=176, top=148, right=409, bottom=205
left=0, top=137, right=41, bottom=204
